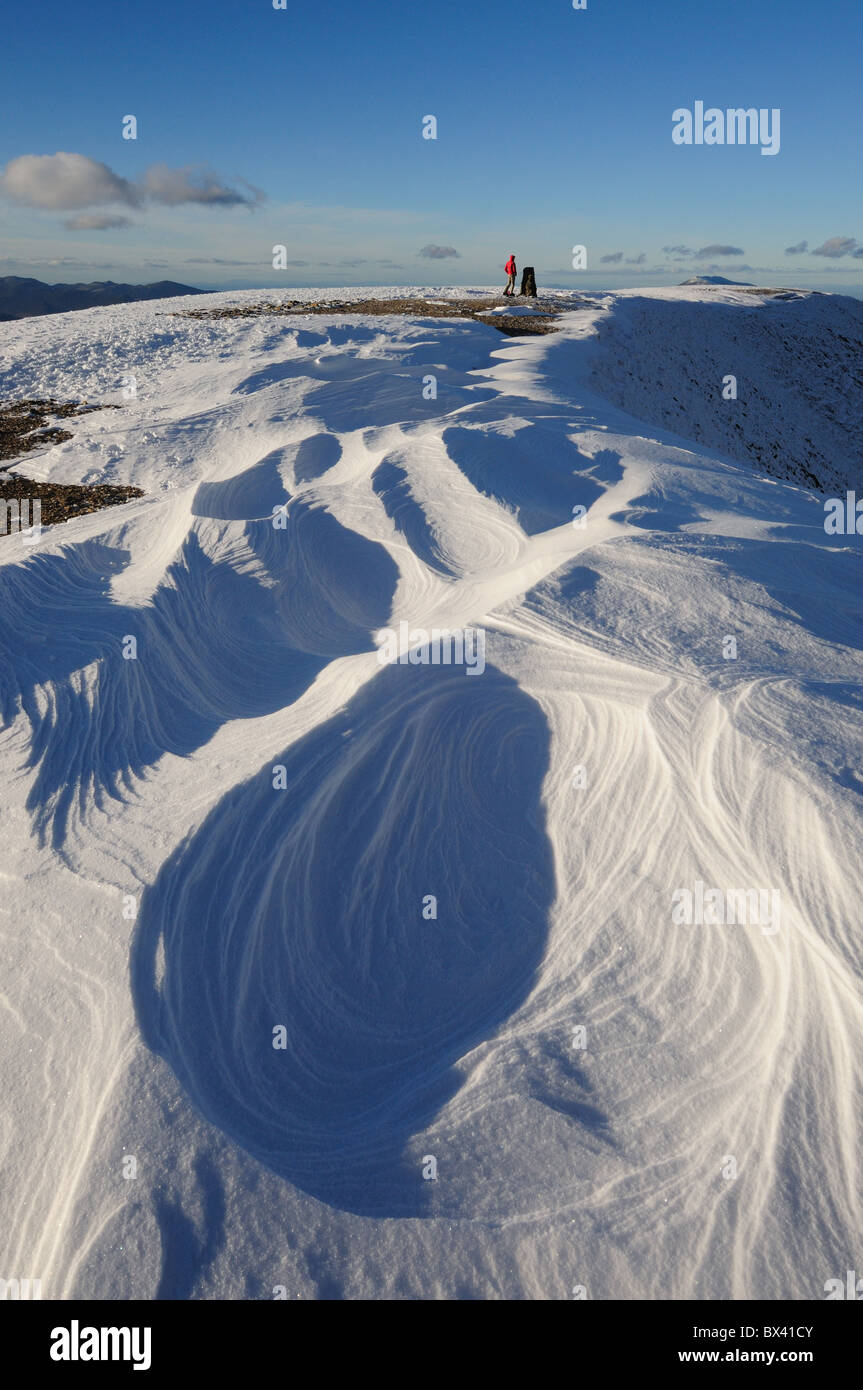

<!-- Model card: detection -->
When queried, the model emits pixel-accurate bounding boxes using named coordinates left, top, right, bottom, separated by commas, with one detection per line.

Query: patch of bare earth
left=0, top=399, right=142, bottom=536
left=177, top=295, right=569, bottom=337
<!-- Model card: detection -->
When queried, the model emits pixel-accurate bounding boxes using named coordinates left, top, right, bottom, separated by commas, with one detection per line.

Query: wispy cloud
left=418, top=244, right=460, bottom=259
left=697, top=244, right=745, bottom=257
left=0, top=151, right=264, bottom=215
left=785, top=240, right=808, bottom=255
left=183, top=256, right=263, bottom=266
left=812, top=236, right=857, bottom=258
left=662, top=243, right=745, bottom=260
left=0, top=254, right=118, bottom=268
left=140, top=164, right=263, bottom=208
left=64, top=213, right=134, bottom=230
left=593, top=251, right=649, bottom=267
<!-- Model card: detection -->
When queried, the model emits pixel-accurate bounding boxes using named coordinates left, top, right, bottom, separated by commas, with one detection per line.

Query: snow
left=476, top=304, right=551, bottom=317
left=0, top=283, right=861, bottom=1300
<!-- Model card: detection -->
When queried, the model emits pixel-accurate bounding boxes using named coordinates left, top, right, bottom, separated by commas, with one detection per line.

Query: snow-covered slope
left=0, top=284, right=860, bottom=1300
left=590, top=286, right=863, bottom=493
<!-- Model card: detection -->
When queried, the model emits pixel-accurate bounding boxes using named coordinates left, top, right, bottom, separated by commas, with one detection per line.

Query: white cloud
left=812, top=236, right=857, bottom=258
left=1, top=153, right=140, bottom=209
left=0, top=152, right=264, bottom=215
left=64, top=213, right=134, bottom=230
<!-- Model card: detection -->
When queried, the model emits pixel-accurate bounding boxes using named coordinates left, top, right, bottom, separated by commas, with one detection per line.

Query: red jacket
left=505, top=256, right=516, bottom=275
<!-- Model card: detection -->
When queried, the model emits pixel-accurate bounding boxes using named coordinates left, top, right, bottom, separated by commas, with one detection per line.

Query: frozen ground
left=0, top=283, right=860, bottom=1299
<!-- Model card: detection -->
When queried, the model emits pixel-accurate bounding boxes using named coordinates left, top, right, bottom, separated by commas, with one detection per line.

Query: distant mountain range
left=0, top=276, right=203, bottom=321
left=679, top=275, right=754, bottom=287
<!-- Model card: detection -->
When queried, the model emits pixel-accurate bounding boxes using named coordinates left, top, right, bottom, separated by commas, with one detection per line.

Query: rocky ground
left=177, top=294, right=573, bottom=337
left=0, top=398, right=142, bottom=534
left=0, top=397, right=108, bottom=462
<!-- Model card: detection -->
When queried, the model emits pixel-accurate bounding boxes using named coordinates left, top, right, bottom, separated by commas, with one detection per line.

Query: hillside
left=591, top=286, right=863, bottom=493
left=0, top=275, right=202, bottom=320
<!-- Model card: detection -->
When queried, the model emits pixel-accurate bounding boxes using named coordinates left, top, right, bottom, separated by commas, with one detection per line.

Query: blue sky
left=1, top=0, right=862, bottom=293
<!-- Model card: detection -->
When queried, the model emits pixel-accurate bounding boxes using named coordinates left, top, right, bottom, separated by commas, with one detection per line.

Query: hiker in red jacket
left=504, top=254, right=517, bottom=296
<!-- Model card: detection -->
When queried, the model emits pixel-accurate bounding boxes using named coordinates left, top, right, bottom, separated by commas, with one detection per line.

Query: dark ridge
left=0, top=276, right=202, bottom=321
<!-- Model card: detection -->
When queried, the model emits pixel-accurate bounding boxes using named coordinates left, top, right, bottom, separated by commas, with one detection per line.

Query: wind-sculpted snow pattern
left=0, top=284, right=861, bottom=1299
left=132, top=662, right=554, bottom=1217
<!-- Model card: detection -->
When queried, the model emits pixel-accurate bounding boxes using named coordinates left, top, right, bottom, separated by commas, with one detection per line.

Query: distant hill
left=679, top=275, right=754, bottom=287
left=0, top=276, right=203, bottom=321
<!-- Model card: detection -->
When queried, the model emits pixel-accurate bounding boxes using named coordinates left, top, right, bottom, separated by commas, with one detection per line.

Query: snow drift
left=0, top=284, right=861, bottom=1299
